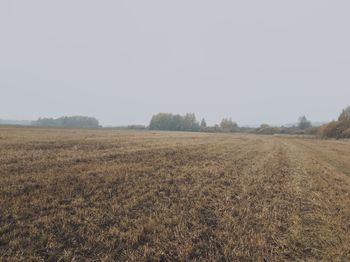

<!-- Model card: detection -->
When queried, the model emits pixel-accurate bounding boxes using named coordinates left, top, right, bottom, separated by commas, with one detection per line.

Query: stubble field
left=0, top=126, right=349, bottom=261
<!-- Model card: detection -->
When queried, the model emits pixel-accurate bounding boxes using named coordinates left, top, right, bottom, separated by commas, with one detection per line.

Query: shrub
left=341, top=128, right=350, bottom=138
left=305, top=127, right=319, bottom=135
left=318, top=107, right=350, bottom=139
left=256, top=126, right=281, bottom=135
left=127, top=125, right=147, bottom=130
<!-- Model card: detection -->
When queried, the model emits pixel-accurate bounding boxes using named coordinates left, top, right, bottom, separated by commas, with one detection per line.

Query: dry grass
left=0, top=126, right=349, bottom=261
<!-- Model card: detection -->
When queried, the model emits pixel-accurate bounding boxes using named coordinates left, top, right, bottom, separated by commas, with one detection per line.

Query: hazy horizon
left=1, top=1, right=350, bottom=126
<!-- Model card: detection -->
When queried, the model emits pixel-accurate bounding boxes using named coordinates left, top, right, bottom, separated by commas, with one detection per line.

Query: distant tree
left=338, top=106, right=350, bottom=122
left=319, top=106, right=350, bottom=139
left=34, top=116, right=99, bottom=128
left=149, top=113, right=200, bottom=132
left=149, top=113, right=173, bottom=130
left=182, top=113, right=199, bottom=131
left=220, top=118, right=238, bottom=132
left=298, top=116, right=312, bottom=130
left=200, top=118, right=207, bottom=128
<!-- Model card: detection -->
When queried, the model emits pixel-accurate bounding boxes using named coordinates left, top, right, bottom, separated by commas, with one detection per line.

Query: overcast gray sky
left=1, top=1, right=349, bottom=126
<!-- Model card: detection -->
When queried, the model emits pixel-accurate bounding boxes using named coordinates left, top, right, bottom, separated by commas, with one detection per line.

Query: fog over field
left=1, top=2, right=350, bottom=260
left=1, top=1, right=350, bottom=126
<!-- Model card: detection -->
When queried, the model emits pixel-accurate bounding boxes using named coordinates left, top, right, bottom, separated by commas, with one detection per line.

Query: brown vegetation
left=0, top=126, right=350, bottom=261
left=318, top=106, right=350, bottom=139
left=319, top=120, right=350, bottom=139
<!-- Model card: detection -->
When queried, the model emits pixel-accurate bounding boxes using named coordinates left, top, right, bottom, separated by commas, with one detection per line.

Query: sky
left=1, top=1, right=349, bottom=126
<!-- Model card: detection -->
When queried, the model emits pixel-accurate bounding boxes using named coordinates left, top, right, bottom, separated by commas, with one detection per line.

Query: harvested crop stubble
left=0, top=126, right=349, bottom=261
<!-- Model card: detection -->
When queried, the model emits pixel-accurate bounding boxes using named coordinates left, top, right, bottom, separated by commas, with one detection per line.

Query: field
left=0, top=126, right=350, bottom=261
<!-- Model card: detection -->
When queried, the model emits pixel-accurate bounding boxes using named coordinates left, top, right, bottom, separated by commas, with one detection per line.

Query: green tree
left=297, top=116, right=312, bottom=130
left=200, top=118, right=207, bottom=128
left=149, top=113, right=200, bottom=132
left=220, top=118, right=238, bottom=132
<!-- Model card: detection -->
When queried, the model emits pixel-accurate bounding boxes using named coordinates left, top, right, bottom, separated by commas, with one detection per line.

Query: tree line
left=33, top=116, right=100, bottom=129
left=148, top=113, right=242, bottom=132
left=28, top=106, right=350, bottom=139
left=148, top=112, right=316, bottom=135
left=149, top=113, right=200, bottom=131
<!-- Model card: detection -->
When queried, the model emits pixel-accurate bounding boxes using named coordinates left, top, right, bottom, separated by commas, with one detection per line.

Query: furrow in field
left=280, top=139, right=350, bottom=260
